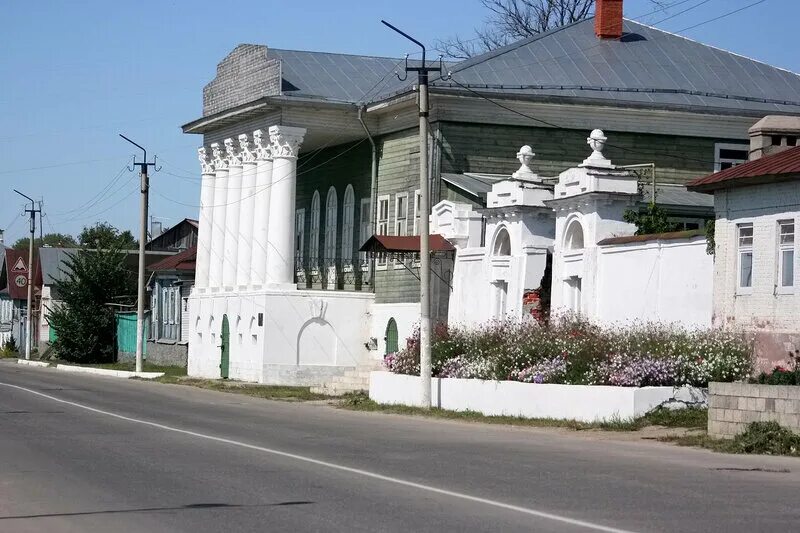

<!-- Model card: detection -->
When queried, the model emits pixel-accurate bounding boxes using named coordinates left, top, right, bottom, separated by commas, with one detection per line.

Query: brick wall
left=202, top=44, right=281, bottom=117
left=712, top=182, right=800, bottom=366
left=709, top=382, right=800, bottom=438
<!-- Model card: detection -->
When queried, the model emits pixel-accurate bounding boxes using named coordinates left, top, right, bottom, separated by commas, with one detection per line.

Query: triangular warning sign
left=11, top=257, right=27, bottom=272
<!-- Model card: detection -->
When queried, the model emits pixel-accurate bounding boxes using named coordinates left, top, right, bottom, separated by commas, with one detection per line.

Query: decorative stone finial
left=198, top=147, right=214, bottom=174
left=511, top=145, right=539, bottom=181
left=580, top=129, right=614, bottom=168
left=224, top=137, right=242, bottom=166
left=253, top=129, right=271, bottom=161
left=210, top=142, right=228, bottom=170
left=238, top=134, right=255, bottom=163
left=268, top=125, right=306, bottom=159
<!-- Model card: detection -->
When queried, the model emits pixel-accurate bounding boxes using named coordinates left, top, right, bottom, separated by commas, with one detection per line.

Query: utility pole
left=382, top=20, right=441, bottom=409
left=120, top=134, right=158, bottom=374
left=13, top=190, right=41, bottom=360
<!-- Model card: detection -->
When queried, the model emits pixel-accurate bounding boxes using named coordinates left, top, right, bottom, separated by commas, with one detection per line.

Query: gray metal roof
left=441, top=173, right=507, bottom=200
left=642, top=184, right=714, bottom=209
left=270, top=49, right=414, bottom=104
left=430, top=18, right=800, bottom=114
left=38, top=247, right=79, bottom=286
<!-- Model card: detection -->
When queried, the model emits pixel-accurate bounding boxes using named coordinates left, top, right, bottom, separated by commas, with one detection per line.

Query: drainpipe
left=358, top=105, right=378, bottom=291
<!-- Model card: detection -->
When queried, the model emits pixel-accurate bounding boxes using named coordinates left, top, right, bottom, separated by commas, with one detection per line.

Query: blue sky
left=1, top=0, right=797, bottom=245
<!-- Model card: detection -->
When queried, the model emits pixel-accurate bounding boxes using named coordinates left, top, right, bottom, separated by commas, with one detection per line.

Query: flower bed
left=385, top=317, right=753, bottom=388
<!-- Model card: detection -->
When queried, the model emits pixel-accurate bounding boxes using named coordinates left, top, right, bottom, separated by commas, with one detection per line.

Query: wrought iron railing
left=294, top=256, right=372, bottom=291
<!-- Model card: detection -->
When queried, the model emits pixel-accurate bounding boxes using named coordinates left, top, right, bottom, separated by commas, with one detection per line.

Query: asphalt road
left=1, top=362, right=799, bottom=533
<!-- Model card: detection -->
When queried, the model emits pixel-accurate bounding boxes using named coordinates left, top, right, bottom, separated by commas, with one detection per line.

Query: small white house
left=688, top=143, right=800, bottom=368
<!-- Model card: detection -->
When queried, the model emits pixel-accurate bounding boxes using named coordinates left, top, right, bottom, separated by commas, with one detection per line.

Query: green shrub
left=732, top=422, right=800, bottom=456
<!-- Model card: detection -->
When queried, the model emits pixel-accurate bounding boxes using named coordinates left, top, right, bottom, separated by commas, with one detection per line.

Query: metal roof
left=441, top=173, right=507, bottom=200
left=688, top=145, right=800, bottom=191
left=431, top=18, right=800, bottom=114
left=598, top=229, right=705, bottom=246
left=642, top=184, right=714, bottom=208
left=148, top=246, right=197, bottom=272
left=37, top=247, right=79, bottom=286
left=359, top=234, right=455, bottom=254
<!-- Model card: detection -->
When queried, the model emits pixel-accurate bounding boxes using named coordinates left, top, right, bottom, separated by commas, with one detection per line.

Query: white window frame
left=394, top=192, right=409, bottom=237
left=341, top=185, right=355, bottom=268
left=359, top=198, right=371, bottom=271
left=377, top=194, right=390, bottom=269
left=295, top=208, right=305, bottom=271
left=309, top=191, right=321, bottom=270
left=324, top=187, right=338, bottom=263
left=412, top=189, right=422, bottom=236
left=714, top=142, right=749, bottom=172
left=737, top=223, right=754, bottom=294
left=777, top=220, right=795, bottom=293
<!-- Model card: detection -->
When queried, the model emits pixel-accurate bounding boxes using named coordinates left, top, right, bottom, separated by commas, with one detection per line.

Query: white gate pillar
left=265, top=125, right=306, bottom=287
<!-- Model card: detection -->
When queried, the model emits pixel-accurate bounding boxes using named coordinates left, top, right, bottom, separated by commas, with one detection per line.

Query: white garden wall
left=370, top=371, right=701, bottom=422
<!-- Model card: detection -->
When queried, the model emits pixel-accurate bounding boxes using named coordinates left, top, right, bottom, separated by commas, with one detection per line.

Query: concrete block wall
left=708, top=382, right=800, bottom=439
left=202, top=44, right=281, bottom=117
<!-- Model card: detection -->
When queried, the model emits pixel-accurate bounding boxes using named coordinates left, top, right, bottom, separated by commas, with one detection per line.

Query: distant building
left=0, top=248, right=33, bottom=352
left=145, top=218, right=198, bottom=252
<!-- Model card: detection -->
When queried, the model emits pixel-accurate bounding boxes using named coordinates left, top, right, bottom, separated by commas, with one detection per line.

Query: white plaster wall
left=370, top=371, right=692, bottom=422
left=188, top=289, right=375, bottom=384
left=713, top=183, right=800, bottom=332
left=370, top=302, right=420, bottom=357
left=594, top=237, right=713, bottom=326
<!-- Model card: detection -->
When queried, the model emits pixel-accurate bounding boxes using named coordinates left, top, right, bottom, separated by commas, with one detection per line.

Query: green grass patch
left=662, top=421, right=800, bottom=456
left=338, top=392, right=707, bottom=431
left=153, top=375, right=329, bottom=402
left=94, top=361, right=187, bottom=378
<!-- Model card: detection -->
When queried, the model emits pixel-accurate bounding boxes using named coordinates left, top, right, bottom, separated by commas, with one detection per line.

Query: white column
left=195, top=147, right=215, bottom=291
left=208, top=143, right=228, bottom=290
left=222, top=138, right=242, bottom=290
left=266, top=125, right=306, bottom=287
left=237, top=134, right=257, bottom=289
left=250, top=129, right=273, bottom=289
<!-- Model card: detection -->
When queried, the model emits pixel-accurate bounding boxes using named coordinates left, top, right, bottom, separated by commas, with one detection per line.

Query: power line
left=648, top=0, right=715, bottom=26
left=676, top=0, right=768, bottom=33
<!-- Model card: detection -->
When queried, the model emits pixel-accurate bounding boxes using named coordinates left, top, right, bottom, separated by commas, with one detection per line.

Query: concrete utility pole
left=120, top=134, right=158, bottom=374
left=13, top=189, right=41, bottom=360
left=381, top=20, right=441, bottom=409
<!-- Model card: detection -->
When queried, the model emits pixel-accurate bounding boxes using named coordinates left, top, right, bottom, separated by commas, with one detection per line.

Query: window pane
left=782, top=250, right=794, bottom=287
left=780, top=222, right=795, bottom=245
left=740, top=252, right=753, bottom=288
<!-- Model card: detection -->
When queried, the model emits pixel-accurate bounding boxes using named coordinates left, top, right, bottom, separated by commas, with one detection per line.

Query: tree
left=12, top=233, right=78, bottom=250
left=47, top=248, right=136, bottom=363
left=623, top=203, right=680, bottom=236
left=436, top=0, right=665, bottom=59
left=79, top=222, right=137, bottom=250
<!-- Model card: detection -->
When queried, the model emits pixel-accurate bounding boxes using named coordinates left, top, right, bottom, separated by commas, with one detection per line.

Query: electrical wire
left=648, top=0, right=715, bottom=26
left=675, top=0, right=768, bottom=33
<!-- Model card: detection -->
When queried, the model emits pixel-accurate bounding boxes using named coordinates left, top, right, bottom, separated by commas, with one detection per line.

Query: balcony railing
left=294, top=256, right=372, bottom=291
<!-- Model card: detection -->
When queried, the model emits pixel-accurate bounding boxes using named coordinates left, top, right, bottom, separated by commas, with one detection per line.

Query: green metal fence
left=116, top=311, right=148, bottom=356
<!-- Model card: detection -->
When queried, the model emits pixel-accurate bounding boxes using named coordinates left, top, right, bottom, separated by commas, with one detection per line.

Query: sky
left=1, top=0, right=798, bottom=246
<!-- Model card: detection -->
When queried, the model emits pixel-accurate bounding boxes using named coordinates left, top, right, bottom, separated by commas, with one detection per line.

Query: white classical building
left=436, top=129, right=714, bottom=328
left=190, top=126, right=373, bottom=384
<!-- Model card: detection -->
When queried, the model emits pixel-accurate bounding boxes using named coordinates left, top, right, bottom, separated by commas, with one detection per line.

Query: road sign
left=14, top=274, right=27, bottom=288
left=12, top=257, right=27, bottom=272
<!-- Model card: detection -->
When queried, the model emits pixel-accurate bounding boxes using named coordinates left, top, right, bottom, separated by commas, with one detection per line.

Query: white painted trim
left=714, top=142, right=749, bottom=172
left=55, top=364, right=164, bottom=379
left=16, top=359, right=49, bottom=367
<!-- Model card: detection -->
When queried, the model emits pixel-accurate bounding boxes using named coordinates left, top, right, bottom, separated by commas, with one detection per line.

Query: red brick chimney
left=595, top=0, right=624, bottom=40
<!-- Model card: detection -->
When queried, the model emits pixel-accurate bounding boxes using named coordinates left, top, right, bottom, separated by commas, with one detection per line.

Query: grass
left=0, top=350, right=18, bottom=359
left=94, top=361, right=188, bottom=378
left=661, top=421, right=800, bottom=456
left=152, top=375, right=330, bottom=402
left=338, top=392, right=708, bottom=431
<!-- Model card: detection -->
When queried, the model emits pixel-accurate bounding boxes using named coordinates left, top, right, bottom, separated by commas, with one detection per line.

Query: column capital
left=198, top=146, right=214, bottom=174
left=268, top=125, right=307, bottom=159
left=253, top=129, right=272, bottom=161
left=224, top=137, right=242, bottom=166
left=210, top=142, right=228, bottom=170
left=238, top=134, right=255, bottom=163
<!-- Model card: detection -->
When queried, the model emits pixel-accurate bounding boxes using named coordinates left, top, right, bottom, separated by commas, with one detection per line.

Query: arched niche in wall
left=492, top=226, right=512, bottom=256
left=563, top=217, right=585, bottom=250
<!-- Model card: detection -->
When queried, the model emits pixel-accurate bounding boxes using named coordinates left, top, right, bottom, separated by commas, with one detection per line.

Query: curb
left=17, top=359, right=50, bottom=368
left=55, top=364, right=164, bottom=379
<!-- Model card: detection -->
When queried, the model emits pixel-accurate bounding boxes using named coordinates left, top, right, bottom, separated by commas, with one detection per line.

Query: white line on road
left=0, top=381, right=636, bottom=533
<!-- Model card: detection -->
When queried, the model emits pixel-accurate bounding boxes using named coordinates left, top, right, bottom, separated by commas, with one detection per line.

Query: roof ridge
left=270, top=47, right=404, bottom=62
left=627, top=19, right=800, bottom=78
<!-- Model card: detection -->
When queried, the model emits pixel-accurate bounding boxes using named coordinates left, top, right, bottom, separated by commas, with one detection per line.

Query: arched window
left=309, top=191, right=320, bottom=266
left=341, top=185, right=355, bottom=264
left=564, top=218, right=585, bottom=250
left=324, top=187, right=338, bottom=262
left=385, top=318, right=399, bottom=355
left=492, top=227, right=511, bottom=256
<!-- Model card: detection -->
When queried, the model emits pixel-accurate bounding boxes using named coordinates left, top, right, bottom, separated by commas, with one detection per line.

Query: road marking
left=0, top=381, right=636, bottom=533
